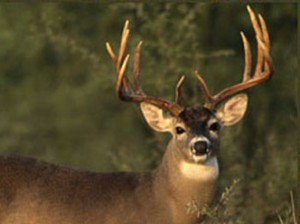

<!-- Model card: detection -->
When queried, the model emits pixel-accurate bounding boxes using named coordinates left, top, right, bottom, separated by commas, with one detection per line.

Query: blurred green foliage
left=0, top=3, right=297, bottom=223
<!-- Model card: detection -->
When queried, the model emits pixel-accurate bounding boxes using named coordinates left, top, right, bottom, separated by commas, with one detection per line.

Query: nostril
left=192, top=141, right=209, bottom=155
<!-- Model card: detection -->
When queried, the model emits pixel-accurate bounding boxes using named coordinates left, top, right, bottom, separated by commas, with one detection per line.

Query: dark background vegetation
left=0, top=3, right=297, bottom=223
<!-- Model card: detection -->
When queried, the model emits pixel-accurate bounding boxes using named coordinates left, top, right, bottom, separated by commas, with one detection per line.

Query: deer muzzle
left=191, top=138, right=211, bottom=156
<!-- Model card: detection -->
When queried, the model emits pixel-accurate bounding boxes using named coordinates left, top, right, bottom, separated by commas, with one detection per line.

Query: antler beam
left=107, top=5, right=273, bottom=113
left=195, top=5, right=273, bottom=109
left=106, top=21, right=183, bottom=116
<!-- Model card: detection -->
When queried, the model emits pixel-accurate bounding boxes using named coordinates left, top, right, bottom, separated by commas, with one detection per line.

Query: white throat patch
left=179, top=156, right=219, bottom=181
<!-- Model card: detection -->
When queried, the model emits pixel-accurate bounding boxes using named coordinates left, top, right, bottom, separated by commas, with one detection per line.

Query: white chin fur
left=191, top=148, right=212, bottom=163
left=179, top=156, right=219, bottom=181
left=192, top=154, right=207, bottom=163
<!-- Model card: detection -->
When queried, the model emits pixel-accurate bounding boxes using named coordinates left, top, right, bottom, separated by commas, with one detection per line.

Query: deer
left=0, top=6, right=272, bottom=224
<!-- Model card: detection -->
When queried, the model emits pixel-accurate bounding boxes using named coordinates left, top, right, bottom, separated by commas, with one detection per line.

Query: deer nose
left=192, top=141, right=209, bottom=156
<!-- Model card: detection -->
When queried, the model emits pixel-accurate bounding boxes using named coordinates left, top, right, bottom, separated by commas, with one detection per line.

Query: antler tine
left=117, top=20, right=130, bottom=72
left=175, top=75, right=185, bottom=104
left=197, top=5, right=273, bottom=109
left=258, top=13, right=272, bottom=73
left=133, top=41, right=144, bottom=95
left=240, top=32, right=252, bottom=82
left=258, top=14, right=270, bottom=51
left=116, top=54, right=131, bottom=99
left=247, top=6, right=264, bottom=78
left=106, top=42, right=117, bottom=65
left=106, top=43, right=133, bottom=97
left=256, top=35, right=273, bottom=75
left=106, top=21, right=184, bottom=116
left=106, top=20, right=134, bottom=98
left=247, top=5, right=273, bottom=78
left=195, top=71, right=214, bottom=108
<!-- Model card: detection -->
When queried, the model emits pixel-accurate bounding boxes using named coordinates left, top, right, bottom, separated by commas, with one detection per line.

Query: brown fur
left=0, top=94, right=248, bottom=224
left=0, top=150, right=215, bottom=224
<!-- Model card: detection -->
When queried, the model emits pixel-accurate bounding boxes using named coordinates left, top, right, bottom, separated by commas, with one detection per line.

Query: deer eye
left=209, top=122, right=221, bottom=132
left=175, top=127, right=186, bottom=135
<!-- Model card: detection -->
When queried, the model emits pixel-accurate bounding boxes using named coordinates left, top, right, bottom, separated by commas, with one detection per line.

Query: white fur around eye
left=175, top=125, right=186, bottom=135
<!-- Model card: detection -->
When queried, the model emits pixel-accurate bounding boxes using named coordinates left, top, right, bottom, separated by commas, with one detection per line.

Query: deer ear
left=216, top=94, right=248, bottom=126
left=140, top=102, right=174, bottom=132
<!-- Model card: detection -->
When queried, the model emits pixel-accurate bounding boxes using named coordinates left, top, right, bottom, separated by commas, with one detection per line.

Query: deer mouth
left=190, top=148, right=213, bottom=164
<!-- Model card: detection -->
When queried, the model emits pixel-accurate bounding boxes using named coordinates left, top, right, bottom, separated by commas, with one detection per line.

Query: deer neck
left=153, top=140, right=219, bottom=215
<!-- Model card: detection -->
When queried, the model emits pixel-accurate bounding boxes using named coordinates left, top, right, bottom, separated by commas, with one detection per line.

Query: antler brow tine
left=194, top=71, right=214, bottom=108
left=175, top=75, right=185, bottom=104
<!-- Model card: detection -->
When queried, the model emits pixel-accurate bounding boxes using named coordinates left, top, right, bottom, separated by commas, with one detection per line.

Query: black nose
left=192, top=141, right=209, bottom=155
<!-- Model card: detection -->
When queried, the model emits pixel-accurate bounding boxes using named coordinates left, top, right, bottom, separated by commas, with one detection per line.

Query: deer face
left=140, top=94, right=248, bottom=165
left=173, top=106, right=220, bottom=164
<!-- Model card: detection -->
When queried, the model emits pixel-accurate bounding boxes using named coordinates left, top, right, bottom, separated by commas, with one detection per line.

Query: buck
left=0, top=6, right=272, bottom=224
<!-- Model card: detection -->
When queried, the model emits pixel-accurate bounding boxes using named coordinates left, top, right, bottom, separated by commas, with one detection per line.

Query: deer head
left=106, top=6, right=273, bottom=171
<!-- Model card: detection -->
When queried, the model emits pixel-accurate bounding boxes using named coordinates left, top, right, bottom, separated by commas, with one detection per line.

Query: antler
left=195, top=5, right=274, bottom=109
left=106, top=21, right=183, bottom=116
